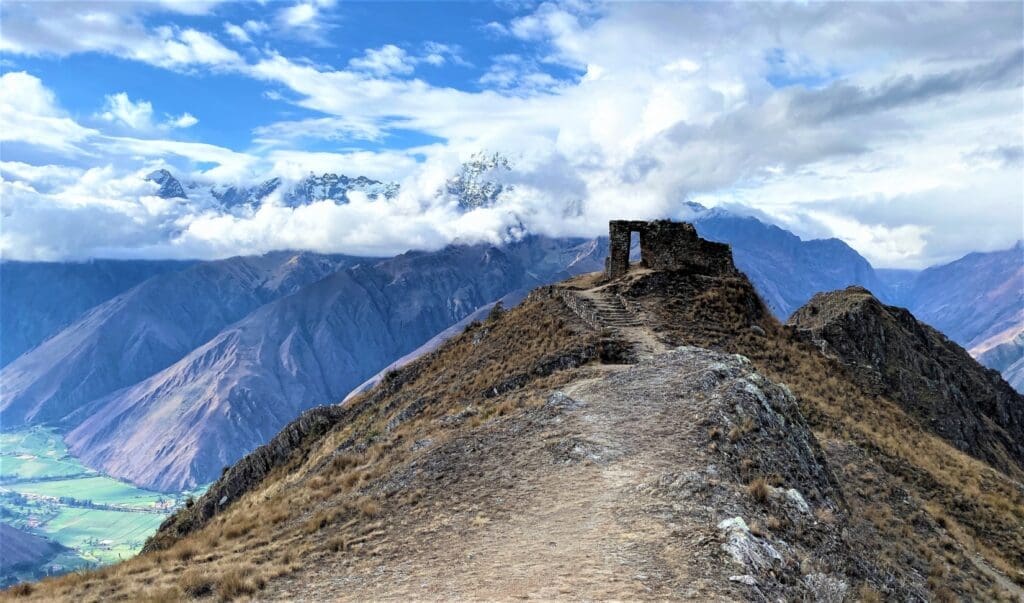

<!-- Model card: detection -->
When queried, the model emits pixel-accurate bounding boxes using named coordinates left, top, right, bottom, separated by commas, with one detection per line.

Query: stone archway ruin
left=604, top=220, right=736, bottom=279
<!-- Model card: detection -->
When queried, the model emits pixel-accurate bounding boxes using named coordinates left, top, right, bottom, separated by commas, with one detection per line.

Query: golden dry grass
left=7, top=294, right=601, bottom=602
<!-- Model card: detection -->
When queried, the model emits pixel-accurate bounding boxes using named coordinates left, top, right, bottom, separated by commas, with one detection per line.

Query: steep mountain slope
left=788, top=286, right=1024, bottom=474
left=343, top=291, right=529, bottom=401
left=0, top=259, right=192, bottom=366
left=687, top=205, right=887, bottom=318
left=0, top=252, right=358, bottom=427
left=20, top=229, right=1022, bottom=602
left=976, top=331, right=1024, bottom=392
left=0, top=524, right=68, bottom=586
left=64, top=238, right=606, bottom=492
left=902, top=242, right=1023, bottom=350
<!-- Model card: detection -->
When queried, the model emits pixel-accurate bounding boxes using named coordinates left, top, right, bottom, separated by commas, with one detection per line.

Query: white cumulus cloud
left=100, top=92, right=200, bottom=131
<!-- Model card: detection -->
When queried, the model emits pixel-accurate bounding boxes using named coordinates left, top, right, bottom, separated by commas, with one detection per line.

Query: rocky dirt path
left=264, top=347, right=769, bottom=601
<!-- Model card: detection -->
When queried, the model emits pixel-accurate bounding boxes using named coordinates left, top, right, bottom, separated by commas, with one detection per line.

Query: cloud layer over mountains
left=1, top=1, right=1021, bottom=267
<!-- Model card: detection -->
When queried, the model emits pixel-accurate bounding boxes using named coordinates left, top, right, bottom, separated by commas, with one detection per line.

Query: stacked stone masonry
left=605, top=219, right=735, bottom=279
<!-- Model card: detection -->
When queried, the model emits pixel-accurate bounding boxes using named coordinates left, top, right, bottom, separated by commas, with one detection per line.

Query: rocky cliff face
left=788, top=286, right=1024, bottom=475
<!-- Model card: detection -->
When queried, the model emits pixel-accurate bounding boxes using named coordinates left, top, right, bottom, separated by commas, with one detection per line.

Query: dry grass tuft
left=137, top=586, right=181, bottom=603
left=470, top=513, right=491, bottom=527
left=815, top=507, right=836, bottom=525
left=357, top=497, right=380, bottom=517
left=747, top=477, right=770, bottom=503
left=858, top=584, right=883, bottom=603
left=215, top=568, right=257, bottom=601
left=174, top=544, right=197, bottom=562
left=179, top=569, right=214, bottom=598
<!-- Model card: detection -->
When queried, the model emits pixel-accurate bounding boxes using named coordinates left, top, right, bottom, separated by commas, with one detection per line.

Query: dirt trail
left=266, top=346, right=753, bottom=601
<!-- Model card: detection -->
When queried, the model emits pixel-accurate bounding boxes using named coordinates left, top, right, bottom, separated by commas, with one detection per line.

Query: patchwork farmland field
left=12, top=477, right=167, bottom=507
left=34, top=508, right=166, bottom=564
left=0, top=427, right=201, bottom=581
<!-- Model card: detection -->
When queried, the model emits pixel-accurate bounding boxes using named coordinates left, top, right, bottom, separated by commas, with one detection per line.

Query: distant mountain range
left=892, top=242, right=1023, bottom=350
left=146, top=169, right=399, bottom=211
left=1, top=238, right=606, bottom=490
left=684, top=203, right=887, bottom=318
left=1, top=185, right=1019, bottom=493
left=874, top=242, right=1023, bottom=391
left=146, top=154, right=506, bottom=212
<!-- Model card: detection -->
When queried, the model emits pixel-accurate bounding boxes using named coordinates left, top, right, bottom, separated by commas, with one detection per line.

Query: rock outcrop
left=788, top=286, right=1024, bottom=475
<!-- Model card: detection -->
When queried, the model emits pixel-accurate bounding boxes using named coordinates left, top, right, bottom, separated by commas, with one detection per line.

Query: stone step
left=569, top=291, right=644, bottom=330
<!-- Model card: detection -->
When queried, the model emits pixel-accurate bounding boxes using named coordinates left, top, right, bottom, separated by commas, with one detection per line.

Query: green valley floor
left=0, top=427, right=201, bottom=584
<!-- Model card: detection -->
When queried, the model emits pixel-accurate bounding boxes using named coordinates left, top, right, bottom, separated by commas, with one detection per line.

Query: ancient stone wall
left=605, top=219, right=735, bottom=279
left=556, top=289, right=602, bottom=330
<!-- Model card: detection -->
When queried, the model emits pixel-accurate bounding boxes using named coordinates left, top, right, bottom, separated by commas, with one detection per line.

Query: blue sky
left=2, top=2, right=550, bottom=151
left=1, top=1, right=1021, bottom=267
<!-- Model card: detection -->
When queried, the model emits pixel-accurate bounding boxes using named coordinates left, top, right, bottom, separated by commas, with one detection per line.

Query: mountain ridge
left=0, top=258, right=193, bottom=367
left=788, top=285, right=1024, bottom=475
left=23, top=225, right=1020, bottom=601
